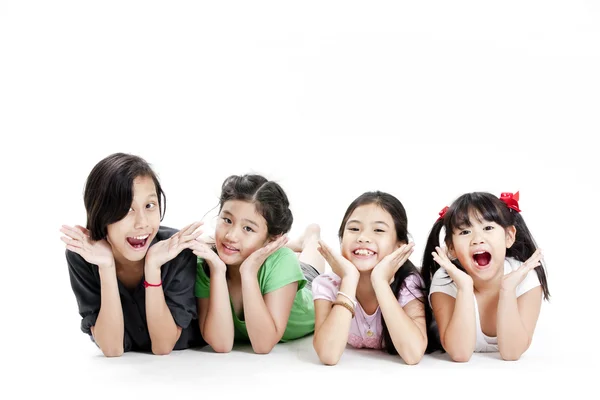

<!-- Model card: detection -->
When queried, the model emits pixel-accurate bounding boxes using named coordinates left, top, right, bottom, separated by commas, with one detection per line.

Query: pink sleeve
left=311, top=273, right=341, bottom=302
left=397, top=273, right=425, bottom=307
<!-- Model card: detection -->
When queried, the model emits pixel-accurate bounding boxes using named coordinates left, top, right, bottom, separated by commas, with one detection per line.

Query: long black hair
left=421, top=192, right=550, bottom=302
left=338, top=191, right=437, bottom=354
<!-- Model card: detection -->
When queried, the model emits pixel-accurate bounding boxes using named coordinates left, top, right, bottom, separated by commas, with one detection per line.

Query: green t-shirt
left=195, top=247, right=315, bottom=342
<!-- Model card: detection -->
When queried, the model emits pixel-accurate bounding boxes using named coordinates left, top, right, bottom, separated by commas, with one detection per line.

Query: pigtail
left=507, top=210, right=551, bottom=300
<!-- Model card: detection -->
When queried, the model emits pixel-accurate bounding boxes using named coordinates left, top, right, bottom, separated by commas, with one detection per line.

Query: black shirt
left=66, top=226, right=204, bottom=352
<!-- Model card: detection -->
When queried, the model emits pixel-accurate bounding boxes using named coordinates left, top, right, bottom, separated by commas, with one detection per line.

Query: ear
left=505, top=225, right=517, bottom=248
left=447, top=244, right=457, bottom=260
left=266, top=234, right=282, bottom=245
left=394, top=240, right=406, bottom=250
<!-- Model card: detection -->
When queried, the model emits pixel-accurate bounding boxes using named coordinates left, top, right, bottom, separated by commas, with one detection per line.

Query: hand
left=145, top=221, right=204, bottom=271
left=317, top=240, right=360, bottom=282
left=60, top=225, right=114, bottom=269
left=371, top=242, right=415, bottom=285
left=189, top=238, right=227, bottom=274
left=432, top=246, right=473, bottom=291
left=501, top=248, right=543, bottom=293
left=239, top=235, right=289, bottom=278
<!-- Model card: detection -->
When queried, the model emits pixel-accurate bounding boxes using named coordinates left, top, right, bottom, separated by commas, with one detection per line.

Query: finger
left=60, top=236, right=83, bottom=248
left=65, top=244, right=84, bottom=255
left=181, top=229, right=204, bottom=243
left=75, top=225, right=90, bottom=236
left=392, top=243, right=414, bottom=263
left=60, top=225, right=86, bottom=241
left=182, top=221, right=204, bottom=236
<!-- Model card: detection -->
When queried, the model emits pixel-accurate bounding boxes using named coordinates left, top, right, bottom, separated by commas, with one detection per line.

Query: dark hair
left=421, top=191, right=550, bottom=310
left=338, top=191, right=437, bottom=355
left=84, top=153, right=165, bottom=241
left=219, top=174, right=293, bottom=237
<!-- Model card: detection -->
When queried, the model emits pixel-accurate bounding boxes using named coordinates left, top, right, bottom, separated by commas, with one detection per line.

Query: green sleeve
left=195, top=257, right=211, bottom=298
left=258, top=247, right=307, bottom=295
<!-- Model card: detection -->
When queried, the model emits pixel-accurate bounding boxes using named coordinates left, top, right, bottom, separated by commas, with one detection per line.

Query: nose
left=357, top=233, right=371, bottom=244
left=134, top=209, right=149, bottom=229
left=224, top=228, right=238, bottom=243
left=471, top=231, right=484, bottom=246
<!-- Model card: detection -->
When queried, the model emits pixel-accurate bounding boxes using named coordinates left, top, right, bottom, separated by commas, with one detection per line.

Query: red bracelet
left=144, top=280, right=162, bottom=288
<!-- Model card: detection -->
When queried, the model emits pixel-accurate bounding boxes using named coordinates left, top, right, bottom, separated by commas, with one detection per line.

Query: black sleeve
left=162, top=249, right=198, bottom=329
left=65, top=250, right=132, bottom=351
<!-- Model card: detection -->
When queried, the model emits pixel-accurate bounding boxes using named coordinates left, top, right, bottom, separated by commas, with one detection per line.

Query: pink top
left=312, top=273, right=424, bottom=349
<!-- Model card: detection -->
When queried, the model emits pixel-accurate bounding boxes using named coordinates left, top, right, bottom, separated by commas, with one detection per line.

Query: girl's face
left=215, top=200, right=270, bottom=267
left=341, top=203, right=402, bottom=272
left=106, top=175, right=161, bottom=265
left=449, top=210, right=516, bottom=281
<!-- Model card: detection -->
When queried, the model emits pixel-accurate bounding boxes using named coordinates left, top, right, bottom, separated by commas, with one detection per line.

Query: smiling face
left=214, top=200, right=270, bottom=268
left=106, top=175, right=161, bottom=266
left=340, top=203, right=402, bottom=272
left=449, top=210, right=516, bottom=280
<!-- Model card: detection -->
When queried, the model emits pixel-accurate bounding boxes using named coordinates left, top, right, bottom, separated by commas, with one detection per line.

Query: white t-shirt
left=429, top=257, right=541, bottom=352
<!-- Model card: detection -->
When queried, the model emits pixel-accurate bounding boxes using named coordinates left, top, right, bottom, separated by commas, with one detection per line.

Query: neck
left=115, top=257, right=144, bottom=274
left=356, top=272, right=378, bottom=314
left=472, top=262, right=504, bottom=295
left=227, top=263, right=242, bottom=283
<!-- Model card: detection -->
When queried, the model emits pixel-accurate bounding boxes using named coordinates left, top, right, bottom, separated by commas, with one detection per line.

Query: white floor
left=12, top=302, right=594, bottom=400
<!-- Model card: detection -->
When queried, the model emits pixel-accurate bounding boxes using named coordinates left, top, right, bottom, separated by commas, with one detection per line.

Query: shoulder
left=311, top=272, right=341, bottom=301
left=156, top=226, right=178, bottom=241
left=429, top=267, right=457, bottom=301
left=505, top=257, right=541, bottom=296
left=262, top=247, right=298, bottom=269
left=65, top=249, right=93, bottom=272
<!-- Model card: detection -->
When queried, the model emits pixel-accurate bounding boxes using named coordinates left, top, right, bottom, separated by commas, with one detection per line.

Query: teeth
left=131, top=234, right=149, bottom=240
left=474, top=251, right=485, bottom=255
left=354, top=249, right=374, bottom=256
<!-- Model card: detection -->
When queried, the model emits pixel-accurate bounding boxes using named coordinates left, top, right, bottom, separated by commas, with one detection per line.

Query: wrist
left=144, top=268, right=161, bottom=285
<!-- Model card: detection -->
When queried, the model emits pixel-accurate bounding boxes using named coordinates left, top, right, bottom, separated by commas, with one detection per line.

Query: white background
left=1, top=1, right=598, bottom=398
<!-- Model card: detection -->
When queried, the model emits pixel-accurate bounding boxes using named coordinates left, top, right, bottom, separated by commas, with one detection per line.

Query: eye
left=146, top=202, right=156, bottom=210
left=128, top=207, right=134, bottom=212
left=347, top=227, right=359, bottom=232
left=484, top=225, right=494, bottom=231
left=222, top=217, right=232, bottom=224
left=243, top=226, right=254, bottom=233
left=458, top=229, right=471, bottom=235
left=374, top=229, right=385, bottom=233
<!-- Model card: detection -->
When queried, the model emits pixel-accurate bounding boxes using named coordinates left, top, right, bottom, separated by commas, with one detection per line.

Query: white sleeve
left=516, top=269, right=541, bottom=297
left=428, top=267, right=458, bottom=305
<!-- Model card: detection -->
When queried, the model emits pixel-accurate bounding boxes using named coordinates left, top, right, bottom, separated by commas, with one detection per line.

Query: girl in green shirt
left=192, top=174, right=324, bottom=353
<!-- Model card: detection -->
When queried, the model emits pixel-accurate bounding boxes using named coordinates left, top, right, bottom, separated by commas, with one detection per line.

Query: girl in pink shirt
left=312, top=191, right=429, bottom=365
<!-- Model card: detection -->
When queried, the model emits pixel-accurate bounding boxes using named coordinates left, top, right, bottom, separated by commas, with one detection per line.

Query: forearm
left=144, top=268, right=180, bottom=355
left=313, top=278, right=358, bottom=365
left=373, top=280, right=426, bottom=364
left=443, top=289, right=476, bottom=362
left=497, top=291, right=530, bottom=360
left=203, top=271, right=234, bottom=352
left=241, top=275, right=280, bottom=354
left=93, top=265, right=125, bottom=357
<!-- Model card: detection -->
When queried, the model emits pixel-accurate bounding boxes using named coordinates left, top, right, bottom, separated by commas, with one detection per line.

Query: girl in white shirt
left=420, top=191, right=550, bottom=361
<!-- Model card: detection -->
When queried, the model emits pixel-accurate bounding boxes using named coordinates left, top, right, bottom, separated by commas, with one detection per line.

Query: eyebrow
left=347, top=219, right=390, bottom=228
left=222, top=210, right=259, bottom=227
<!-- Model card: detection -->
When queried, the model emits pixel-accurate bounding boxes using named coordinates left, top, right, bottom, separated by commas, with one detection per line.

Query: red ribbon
left=437, top=206, right=449, bottom=221
left=500, top=191, right=521, bottom=212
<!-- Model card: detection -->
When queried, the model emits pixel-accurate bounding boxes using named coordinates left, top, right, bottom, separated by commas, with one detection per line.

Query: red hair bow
left=437, top=206, right=449, bottom=222
left=500, top=191, right=521, bottom=212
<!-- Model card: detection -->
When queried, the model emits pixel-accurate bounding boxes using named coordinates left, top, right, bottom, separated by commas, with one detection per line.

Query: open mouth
left=353, top=248, right=376, bottom=258
left=472, top=251, right=492, bottom=269
left=126, top=234, right=150, bottom=249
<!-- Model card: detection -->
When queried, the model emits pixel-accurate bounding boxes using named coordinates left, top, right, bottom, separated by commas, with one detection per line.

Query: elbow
left=251, top=341, right=276, bottom=355
left=210, top=342, right=233, bottom=353
left=100, top=346, right=124, bottom=358
left=313, top=337, right=341, bottom=366
left=449, top=351, right=472, bottom=363
left=401, top=351, right=424, bottom=365
left=500, top=349, right=524, bottom=361
left=151, top=345, right=174, bottom=356
left=317, top=352, right=341, bottom=366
